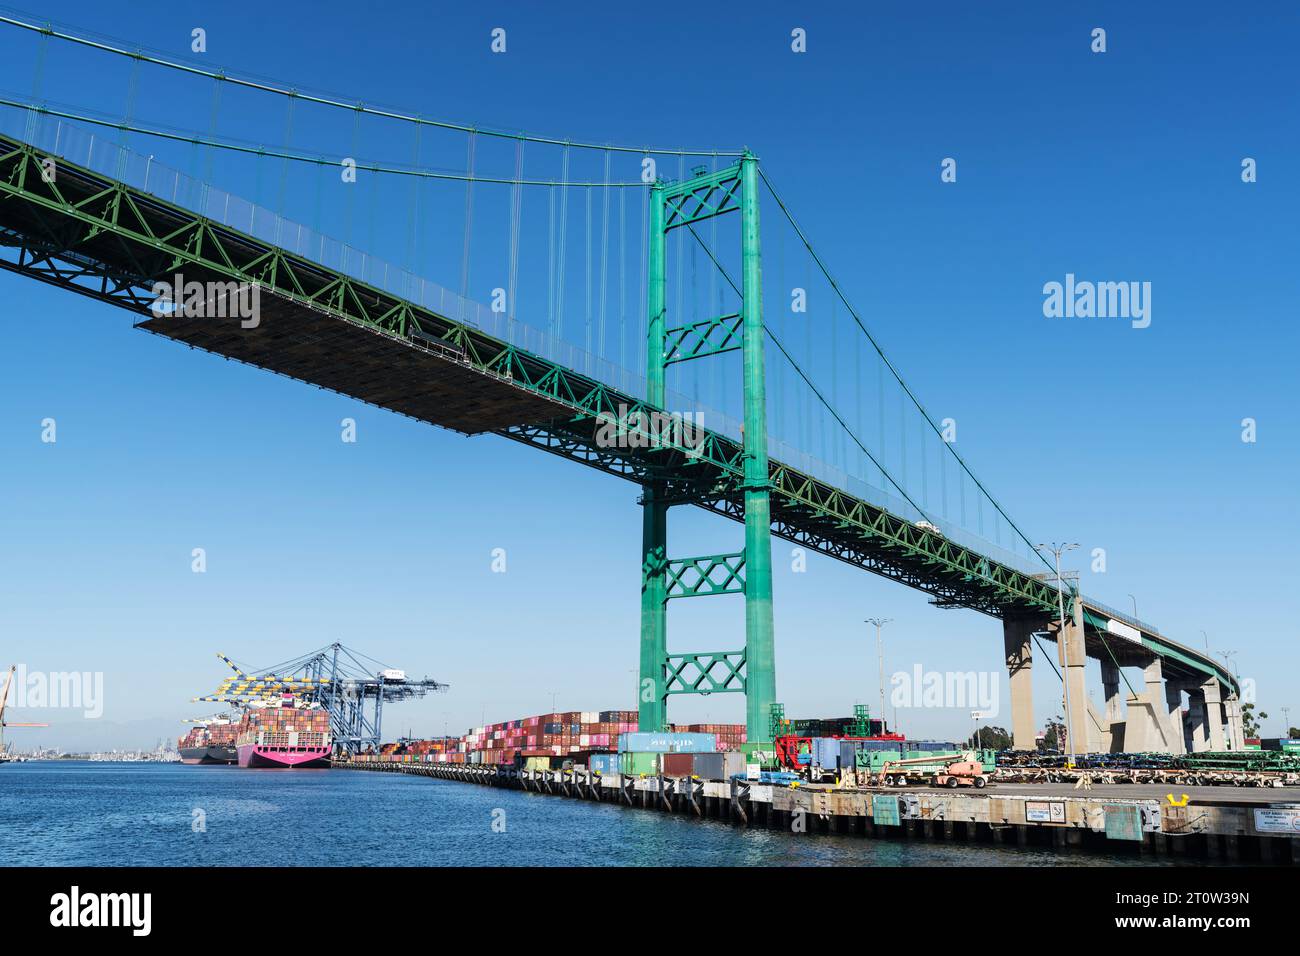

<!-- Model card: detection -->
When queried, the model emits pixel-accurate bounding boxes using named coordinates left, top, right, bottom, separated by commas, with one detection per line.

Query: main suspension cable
left=0, top=12, right=743, bottom=157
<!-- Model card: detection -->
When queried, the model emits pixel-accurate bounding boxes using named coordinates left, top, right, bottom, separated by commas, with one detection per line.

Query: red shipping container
left=662, top=753, right=695, bottom=776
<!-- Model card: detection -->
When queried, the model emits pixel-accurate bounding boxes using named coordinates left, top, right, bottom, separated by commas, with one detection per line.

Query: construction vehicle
left=933, top=758, right=990, bottom=788
left=871, top=751, right=990, bottom=789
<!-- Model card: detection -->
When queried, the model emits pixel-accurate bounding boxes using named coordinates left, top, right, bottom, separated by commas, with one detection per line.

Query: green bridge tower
left=637, top=152, right=776, bottom=757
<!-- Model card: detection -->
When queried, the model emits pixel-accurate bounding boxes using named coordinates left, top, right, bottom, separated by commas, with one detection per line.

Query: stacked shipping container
left=236, top=705, right=330, bottom=750
left=348, top=710, right=747, bottom=768
left=178, top=721, right=237, bottom=750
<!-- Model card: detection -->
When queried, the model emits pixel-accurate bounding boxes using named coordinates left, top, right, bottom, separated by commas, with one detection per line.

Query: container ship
left=178, top=717, right=238, bottom=765
left=235, top=697, right=331, bottom=768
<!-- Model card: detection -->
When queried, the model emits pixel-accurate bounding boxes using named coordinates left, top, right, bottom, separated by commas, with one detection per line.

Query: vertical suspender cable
left=547, top=183, right=556, bottom=343
left=276, top=93, right=297, bottom=232
left=205, top=77, right=226, bottom=214
left=618, top=185, right=627, bottom=375
left=877, top=355, right=886, bottom=492
left=459, top=129, right=477, bottom=324
left=804, top=255, right=813, bottom=461
left=344, top=105, right=360, bottom=245
left=855, top=292, right=864, bottom=488
left=556, top=144, right=570, bottom=350
left=405, top=118, right=423, bottom=275
left=598, top=150, right=610, bottom=364
left=508, top=139, right=524, bottom=342
left=940, top=427, right=949, bottom=522
left=25, top=29, right=48, bottom=143
left=584, top=186, right=593, bottom=360
left=899, top=381, right=908, bottom=506
left=920, top=413, right=928, bottom=512
left=831, top=293, right=839, bottom=471
left=117, top=54, right=141, bottom=179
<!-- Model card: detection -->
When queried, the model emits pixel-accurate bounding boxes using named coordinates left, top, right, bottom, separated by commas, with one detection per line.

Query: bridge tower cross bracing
left=636, top=153, right=776, bottom=751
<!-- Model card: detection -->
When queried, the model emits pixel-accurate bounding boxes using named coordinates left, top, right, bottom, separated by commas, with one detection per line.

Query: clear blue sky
left=1, top=2, right=1296, bottom=749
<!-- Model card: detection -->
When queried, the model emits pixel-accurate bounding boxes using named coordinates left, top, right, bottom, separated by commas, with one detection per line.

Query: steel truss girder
left=0, top=230, right=159, bottom=310
left=0, top=132, right=1059, bottom=619
left=661, top=551, right=746, bottom=599
left=664, top=650, right=747, bottom=696
left=662, top=167, right=741, bottom=232
left=497, top=413, right=1055, bottom=615
left=663, top=311, right=743, bottom=365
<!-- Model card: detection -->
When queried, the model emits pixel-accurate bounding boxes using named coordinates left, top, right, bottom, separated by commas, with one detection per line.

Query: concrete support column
left=1124, top=660, right=1170, bottom=752
left=1050, top=597, right=1094, bottom=756
left=1188, top=688, right=1210, bottom=752
left=1201, top=678, right=1226, bottom=752
left=1002, top=617, right=1038, bottom=751
left=1101, top=660, right=1122, bottom=723
left=1223, top=694, right=1245, bottom=751
left=1101, top=659, right=1123, bottom=752
left=1163, top=680, right=1187, bottom=755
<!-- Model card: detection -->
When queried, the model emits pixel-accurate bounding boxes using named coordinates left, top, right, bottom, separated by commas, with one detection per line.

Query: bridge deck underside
left=137, top=305, right=572, bottom=435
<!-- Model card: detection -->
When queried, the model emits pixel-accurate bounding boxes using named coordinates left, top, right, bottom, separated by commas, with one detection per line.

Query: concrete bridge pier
left=1100, top=659, right=1125, bottom=752
left=1187, top=690, right=1210, bottom=752
left=1124, top=660, right=1172, bottom=752
left=1003, top=617, right=1037, bottom=751
left=1223, top=693, right=1246, bottom=750
left=1190, top=681, right=1227, bottom=754
left=1049, top=598, right=1098, bottom=755
left=1163, top=680, right=1187, bottom=755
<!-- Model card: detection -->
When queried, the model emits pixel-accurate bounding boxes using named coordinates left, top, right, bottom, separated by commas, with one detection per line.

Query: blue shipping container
left=588, top=753, right=619, bottom=774
left=618, top=732, right=717, bottom=754
left=812, top=737, right=849, bottom=768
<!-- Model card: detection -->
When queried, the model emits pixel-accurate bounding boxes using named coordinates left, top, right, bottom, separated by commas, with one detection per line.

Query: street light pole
left=1128, top=594, right=1138, bottom=619
left=1218, top=649, right=1238, bottom=684
left=1217, top=649, right=1241, bottom=742
left=1038, top=542, right=1079, bottom=759
left=865, top=618, right=892, bottom=729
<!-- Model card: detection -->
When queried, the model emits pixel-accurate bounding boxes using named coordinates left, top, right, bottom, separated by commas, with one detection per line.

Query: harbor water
left=1, top=762, right=1171, bottom=867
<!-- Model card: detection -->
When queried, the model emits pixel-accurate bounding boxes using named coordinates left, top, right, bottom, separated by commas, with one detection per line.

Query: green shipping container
left=619, top=751, right=660, bottom=776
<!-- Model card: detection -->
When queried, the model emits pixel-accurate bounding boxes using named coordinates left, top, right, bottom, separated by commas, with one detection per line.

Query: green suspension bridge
left=0, top=14, right=1242, bottom=757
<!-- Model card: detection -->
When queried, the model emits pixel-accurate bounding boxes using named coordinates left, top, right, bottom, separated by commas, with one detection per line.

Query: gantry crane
left=193, top=644, right=448, bottom=754
left=1, top=665, right=49, bottom=757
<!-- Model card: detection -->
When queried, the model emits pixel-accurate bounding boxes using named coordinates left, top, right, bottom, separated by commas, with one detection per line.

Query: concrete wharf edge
left=334, top=760, right=1300, bottom=863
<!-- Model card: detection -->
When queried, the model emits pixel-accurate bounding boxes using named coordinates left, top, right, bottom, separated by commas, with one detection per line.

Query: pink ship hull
left=237, top=743, right=331, bottom=769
